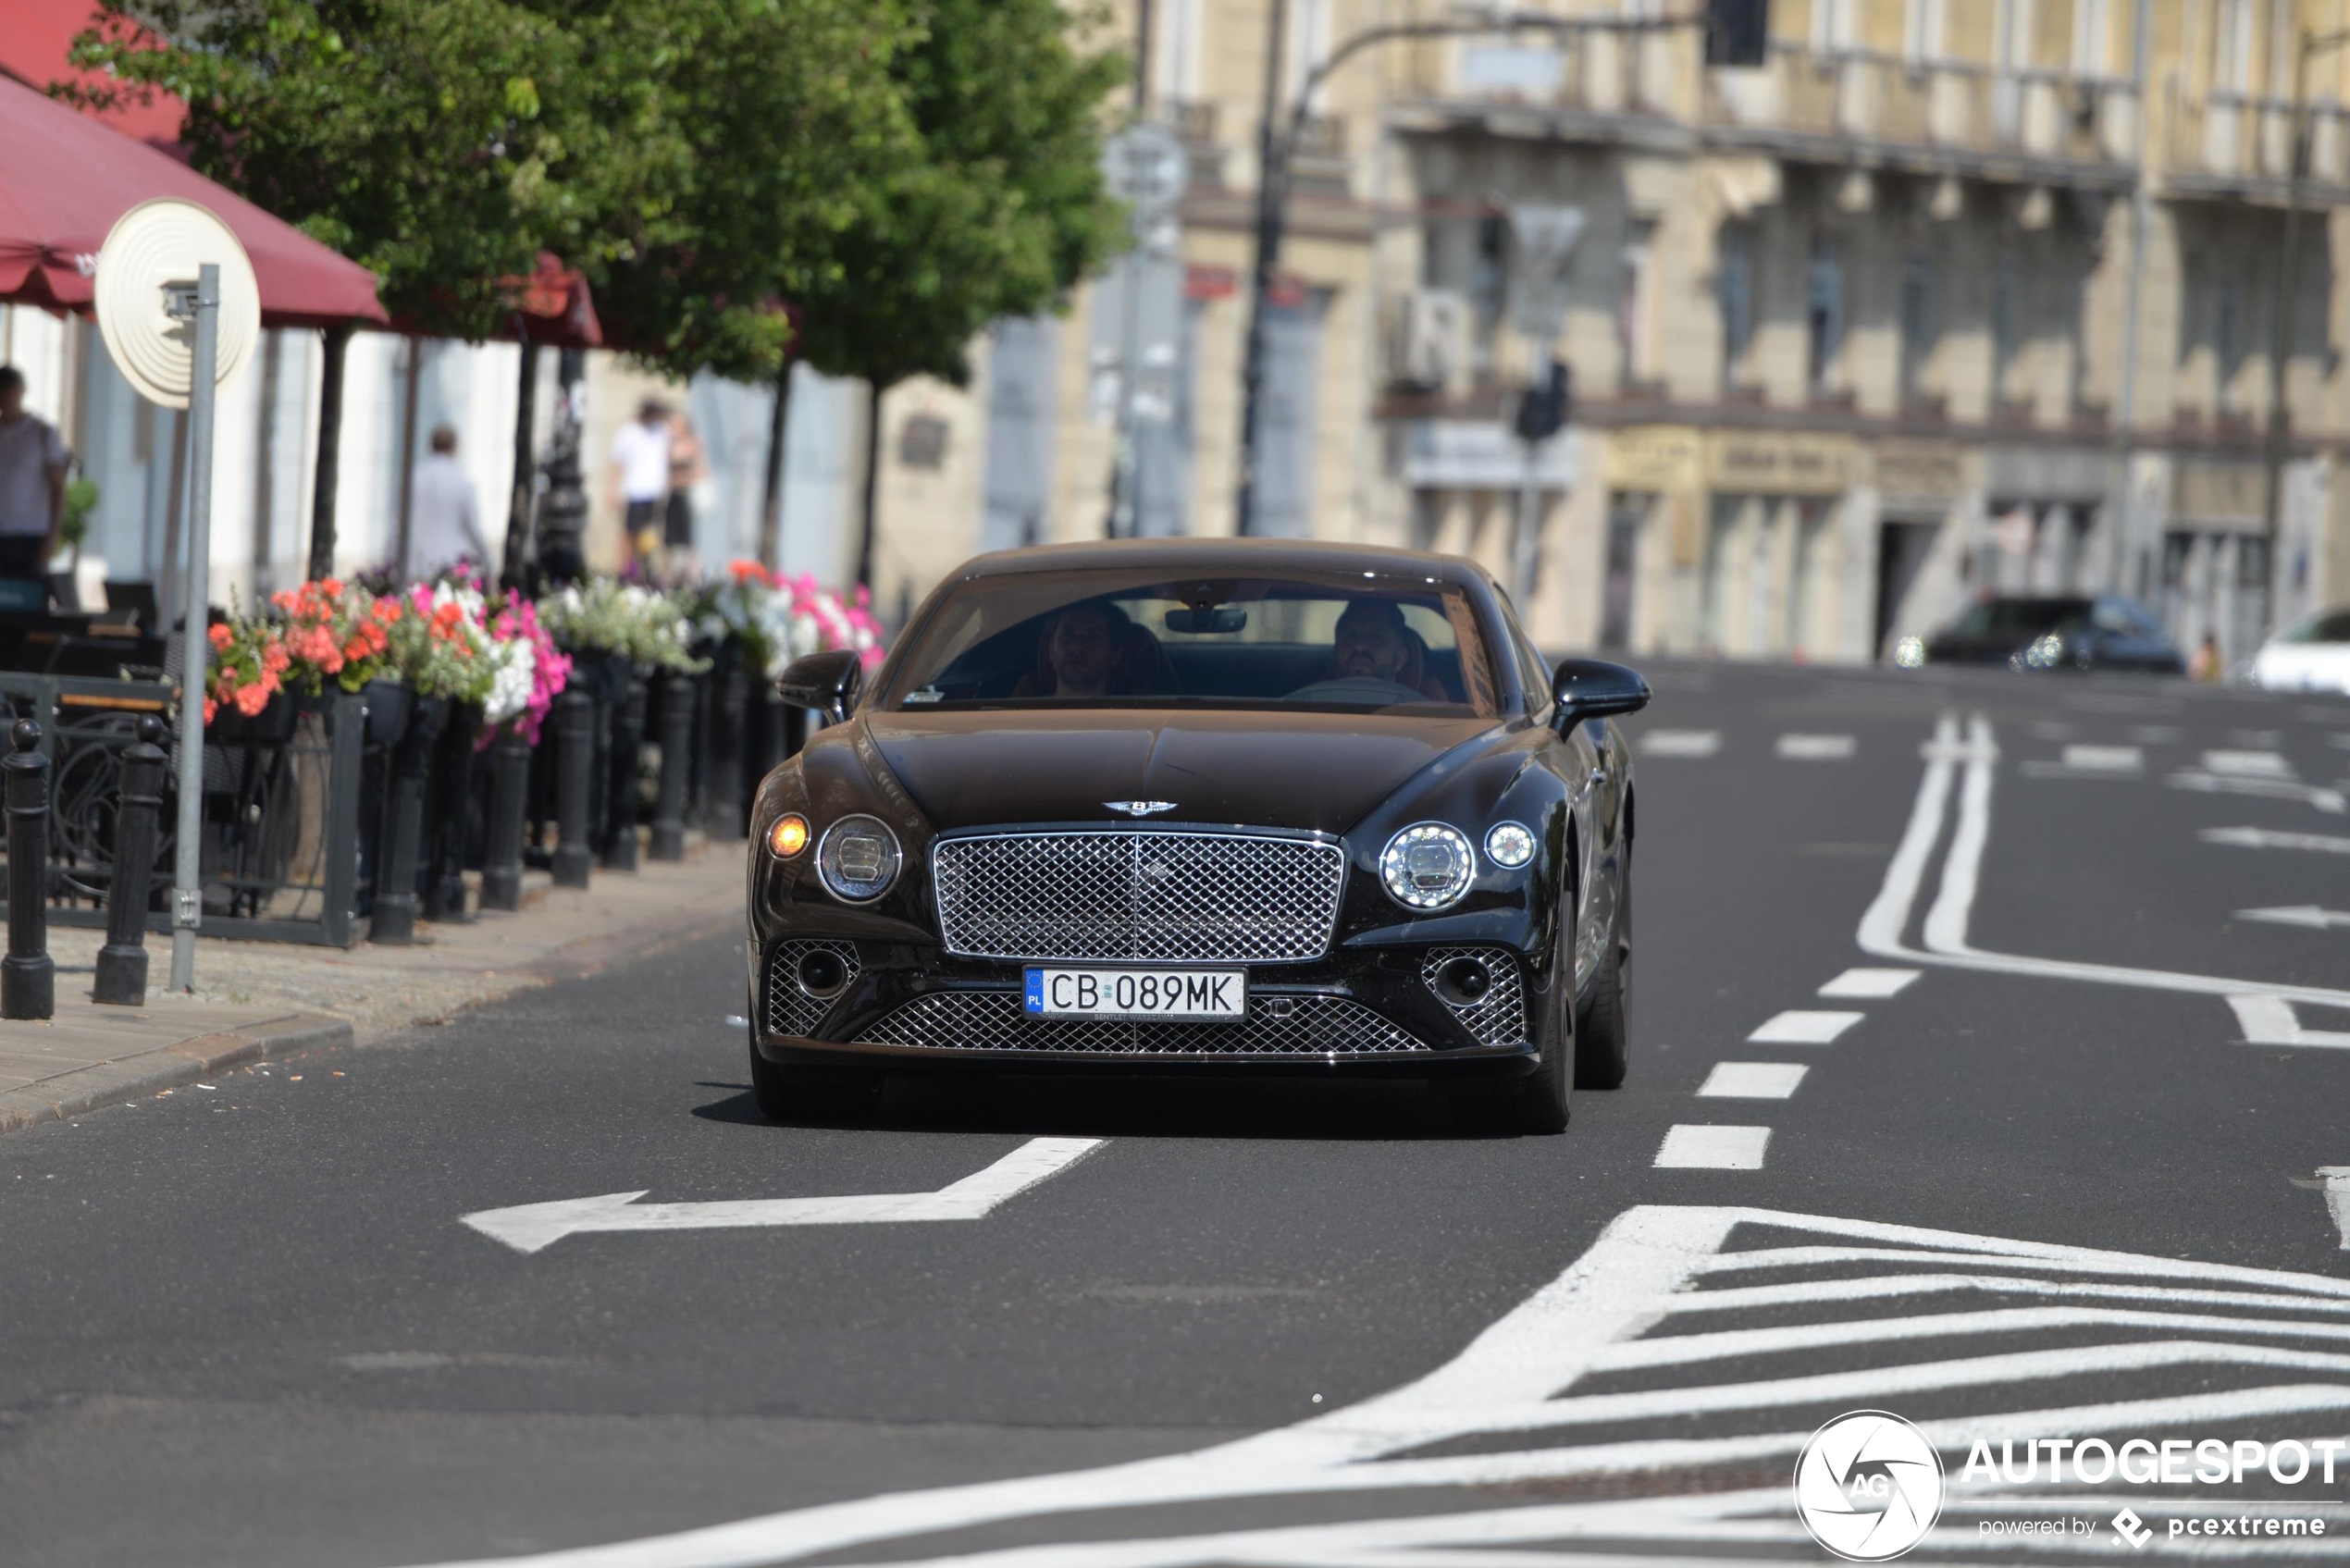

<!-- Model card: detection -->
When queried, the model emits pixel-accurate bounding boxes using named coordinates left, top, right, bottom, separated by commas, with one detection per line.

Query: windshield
left=2279, top=608, right=2350, bottom=645
left=882, top=571, right=1504, bottom=717
left=1947, top=598, right=2094, bottom=637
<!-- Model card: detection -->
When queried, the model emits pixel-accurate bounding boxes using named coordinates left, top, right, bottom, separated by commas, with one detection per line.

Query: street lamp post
left=1231, top=10, right=1698, bottom=539
left=2262, top=27, right=2350, bottom=641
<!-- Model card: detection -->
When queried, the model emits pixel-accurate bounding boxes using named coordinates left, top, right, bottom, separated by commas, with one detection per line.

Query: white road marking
left=1816, top=966, right=1917, bottom=998
left=1860, top=714, right=2350, bottom=1008
left=400, top=1205, right=2350, bottom=1568
left=2227, top=995, right=2350, bottom=1050
left=2237, top=905, right=2350, bottom=930
left=1745, top=1009, right=1861, bottom=1044
left=1695, top=1063, right=1807, bottom=1100
left=1639, top=729, right=1719, bottom=758
left=1654, top=1126, right=1771, bottom=1168
left=2201, top=825, right=2350, bottom=855
left=460, top=1137, right=1104, bottom=1253
left=2170, top=772, right=2347, bottom=812
left=1774, top=733, right=1854, bottom=760
left=2060, top=743, right=2142, bottom=772
left=2204, top=748, right=2294, bottom=777
left=2321, top=1168, right=2350, bottom=1251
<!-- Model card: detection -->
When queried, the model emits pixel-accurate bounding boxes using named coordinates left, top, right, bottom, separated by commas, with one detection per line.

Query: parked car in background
left=2244, top=607, right=2350, bottom=695
left=1923, top=595, right=2184, bottom=674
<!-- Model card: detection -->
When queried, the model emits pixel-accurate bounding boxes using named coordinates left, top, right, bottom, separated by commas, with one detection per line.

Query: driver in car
left=1292, top=598, right=1449, bottom=703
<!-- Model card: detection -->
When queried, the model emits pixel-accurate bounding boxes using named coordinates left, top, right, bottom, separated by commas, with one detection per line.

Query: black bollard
left=93, top=715, right=167, bottom=1006
left=649, top=672, right=696, bottom=861
left=703, top=663, right=748, bottom=839
left=3, top=719, right=54, bottom=1020
left=550, top=686, right=594, bottom=888
left=602, top=673, right=646, bottom=871
left=423, top=703, right=479, bottom=923
left=370, top=696, right=449, bottom=945
left=479, top=727, right=531, bottom=911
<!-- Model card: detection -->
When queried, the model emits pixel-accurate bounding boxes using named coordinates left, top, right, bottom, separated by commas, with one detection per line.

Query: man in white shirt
left=608, top=398, right=672, bottom=577
left=409, top=425, right=488, bottom=581
left=0, top=365, right=67, bottom=585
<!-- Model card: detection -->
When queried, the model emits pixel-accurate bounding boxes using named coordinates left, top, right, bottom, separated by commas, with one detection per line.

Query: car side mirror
left=778, top=648, right=863, bottom=724
left=1551, top=658, right=1651, bottom=726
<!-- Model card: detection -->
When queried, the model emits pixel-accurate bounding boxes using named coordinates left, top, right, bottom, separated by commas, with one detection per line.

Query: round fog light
left=798, top=947, right=849, bottom=997
left=1432, top=956, right=1493, bottom=1007
left=1484, top=821, right=1535, bottom=869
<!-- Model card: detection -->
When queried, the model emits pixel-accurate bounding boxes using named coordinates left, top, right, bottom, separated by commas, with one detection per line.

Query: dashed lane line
left=1640, top=729, right=1720, bottom=758
left=1746, top=1009, right=1862, bottom=1045
left=1694, top=1063, right=1808, bottom=1101
left=1654, top=1126, right=1772, bottom=1169
left=1775, top=733, right=1855, bottom=760
left=2203, top=748, right=2294, bottom=778
left=1816, top=967, right=1918, bottom=998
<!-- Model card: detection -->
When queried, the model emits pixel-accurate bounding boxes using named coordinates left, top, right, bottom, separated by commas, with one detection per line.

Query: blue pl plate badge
left=1023, top=969, right=1045, bottom=1015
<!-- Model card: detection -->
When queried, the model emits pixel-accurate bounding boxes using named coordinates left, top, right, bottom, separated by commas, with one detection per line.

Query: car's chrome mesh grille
left=1420, top=946, right=1528, bottom=1050
left=932, top=831, right=1344, bottom=963
left=764, top=940, right=861, bottom=1037
left=854, top=991, right=1428, bottom=1056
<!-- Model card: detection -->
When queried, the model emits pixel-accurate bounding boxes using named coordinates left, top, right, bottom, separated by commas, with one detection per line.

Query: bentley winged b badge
left=1103, top=800, right=1178, bottom=817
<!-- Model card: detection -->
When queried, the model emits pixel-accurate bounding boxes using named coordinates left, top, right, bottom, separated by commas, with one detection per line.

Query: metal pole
left=93, top=715, right=167, bottom=1006
left=2, top=720, right=53, bottom=1021
left=1513, top=345, right=1551, bottom=605
left=2260, top=30, right=2311, bottom=645
left=2106, top=0, right=2152, bottom=598
left=168, top=263, right=219, bottom=994
left=1233, top=0, right=1291, bottom=539
left=1114, top=0, right=1156, bottom=537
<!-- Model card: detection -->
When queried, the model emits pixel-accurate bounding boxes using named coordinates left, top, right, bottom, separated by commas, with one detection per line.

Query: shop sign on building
left=1603, top=426, right=1702, bottom=492
left=1705, top=431, right=1853, bottom=495
left=1398, top=420, right=1577, bottom=489
left=2173, top=458, right=2266, bottom=528
left=1874, top=438, right=1969, bottom=507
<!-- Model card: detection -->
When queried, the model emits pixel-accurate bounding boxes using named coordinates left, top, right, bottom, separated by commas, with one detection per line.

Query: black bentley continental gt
left=745, top=538, right=1647, bottom=1133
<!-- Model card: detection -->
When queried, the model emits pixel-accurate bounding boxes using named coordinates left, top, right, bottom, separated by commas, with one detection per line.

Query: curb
left=0, top=1012, right=353, bottom=1137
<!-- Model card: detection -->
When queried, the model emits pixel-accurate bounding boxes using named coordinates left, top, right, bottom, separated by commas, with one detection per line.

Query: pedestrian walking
left=662, top=409, right=707, bottom=586
left=2189, top=632, right=2222, bottom=683
left=608, top=397, right=672, bottom=581
left=409, top=425, right=489, bottom=582
left=0, top=364, right=68, bottom=595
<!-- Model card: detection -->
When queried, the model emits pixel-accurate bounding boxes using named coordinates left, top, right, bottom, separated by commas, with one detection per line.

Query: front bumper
left=750, top=936, right=1546, bottom=1078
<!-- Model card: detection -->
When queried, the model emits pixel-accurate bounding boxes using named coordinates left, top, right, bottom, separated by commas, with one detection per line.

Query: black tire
left=1453, top=911, right=1575, bottom=1136
left=1575, top=849, right=1631, bottom=1090
left=747, top=1006, right=883, bottom=1123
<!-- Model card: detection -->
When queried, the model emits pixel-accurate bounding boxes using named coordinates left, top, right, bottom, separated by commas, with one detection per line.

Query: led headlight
left=1484, top=821, right=1536, bottom=870
left=1380, top=822, right=1475, bottom=910
left=816, top=814, right=902, bottom=903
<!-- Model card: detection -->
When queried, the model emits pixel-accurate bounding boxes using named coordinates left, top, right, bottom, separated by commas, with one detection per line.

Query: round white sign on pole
left=1101, top=124, right=1187, bottom=222
left=93, top=199, right=262, bottom=411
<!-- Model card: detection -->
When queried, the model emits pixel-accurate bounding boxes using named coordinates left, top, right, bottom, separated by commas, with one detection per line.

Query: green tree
left=786, top=0, right=1128, bottom=590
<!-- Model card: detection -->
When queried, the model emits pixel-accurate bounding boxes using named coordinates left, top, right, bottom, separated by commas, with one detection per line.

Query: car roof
left=952, top=537, right=1495, bottom=588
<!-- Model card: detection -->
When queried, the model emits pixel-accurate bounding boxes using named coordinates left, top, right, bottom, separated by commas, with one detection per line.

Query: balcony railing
left=2165, top=88, right=2350, bottom=189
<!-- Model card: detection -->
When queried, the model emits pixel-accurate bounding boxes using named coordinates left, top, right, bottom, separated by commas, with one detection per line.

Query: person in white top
left=0, top=364, right=68, bottom=586
left=608, top=398, right=672, bottom=579
left=409, top=425, right=488, bottom=581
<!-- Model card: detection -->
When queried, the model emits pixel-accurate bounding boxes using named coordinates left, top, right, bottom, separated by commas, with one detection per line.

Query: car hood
left=858, top=708, right=1504, bottom=836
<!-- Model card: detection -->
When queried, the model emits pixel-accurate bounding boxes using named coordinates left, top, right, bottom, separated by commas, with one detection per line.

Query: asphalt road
left=5, top=660, right=2350, bottom=1566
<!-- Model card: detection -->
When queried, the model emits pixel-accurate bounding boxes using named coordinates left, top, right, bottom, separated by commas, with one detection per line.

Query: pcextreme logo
left=1793, top=1411, right=1946, bottom=1562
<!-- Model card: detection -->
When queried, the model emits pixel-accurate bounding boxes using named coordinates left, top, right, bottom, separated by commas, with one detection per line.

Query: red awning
left=0, top=72, right=386, bottom=328
left=0, top=0, right=187, bottom=151
left=502, top=253, right=602, bottom=349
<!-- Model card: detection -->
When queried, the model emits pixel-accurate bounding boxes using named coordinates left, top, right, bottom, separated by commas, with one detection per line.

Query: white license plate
left=1023, top=968, right=1246, bottom=1019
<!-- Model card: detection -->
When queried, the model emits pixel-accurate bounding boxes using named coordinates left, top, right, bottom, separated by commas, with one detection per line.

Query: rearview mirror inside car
left=777, top=648, right=863, bottom=724
left=1164, top=605, right=1248, bottom=635
left=1551, top=658, right=1651, bottom=724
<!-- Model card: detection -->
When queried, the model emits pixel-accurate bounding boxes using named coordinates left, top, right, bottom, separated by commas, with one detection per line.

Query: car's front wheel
left=1453, top=914, right=1575, bottom=1136
left=748, top=1003, right=883, bottom=1122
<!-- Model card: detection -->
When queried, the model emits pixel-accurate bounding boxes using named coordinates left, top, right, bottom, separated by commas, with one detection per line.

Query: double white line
left=1859, top=713, right=2350, bottom=1010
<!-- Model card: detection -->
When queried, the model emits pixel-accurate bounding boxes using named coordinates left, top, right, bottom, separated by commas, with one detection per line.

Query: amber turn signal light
left=768, top=813, right=810, bottom=858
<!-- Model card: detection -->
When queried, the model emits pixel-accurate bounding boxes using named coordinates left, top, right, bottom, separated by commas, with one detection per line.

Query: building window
left=1989, top=249, right=2022, bottom=402
left=1618, top=218, right=1655, bottom=386
left=1471, top=214, right=1508, bottom=378
left=1717, top=222, right=1756, bottom=385
left=1805, top=234, right=1844, bottom=396
left=1904, top=0, right=1945, bottom=63
left=1812, top=0, right=1857, bottom=52
left=2071, top=0, right=2109, bottom=75
left=2215, top=0, right=2253, bottom=94
left=1899, top=250, right=1936, bottom=406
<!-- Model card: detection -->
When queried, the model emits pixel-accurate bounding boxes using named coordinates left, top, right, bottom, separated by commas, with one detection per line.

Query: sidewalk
left=0, top=844, right=744, bottom=1135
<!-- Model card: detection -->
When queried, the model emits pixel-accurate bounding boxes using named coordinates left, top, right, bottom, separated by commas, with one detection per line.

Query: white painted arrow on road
left=462, top=1136, right=1103, bottom=1253
left=2200, top=825, right=2350, bottom=855
left=2238, top=906, right=2350, bottom=930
